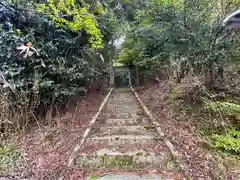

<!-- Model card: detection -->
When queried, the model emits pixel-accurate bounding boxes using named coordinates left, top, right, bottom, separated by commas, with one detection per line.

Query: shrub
left=0, top=0, right=114, bottom=134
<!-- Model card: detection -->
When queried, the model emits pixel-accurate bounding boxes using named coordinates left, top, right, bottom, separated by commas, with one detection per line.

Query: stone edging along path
left=130, top=87, right=179, bottom=160
left=68, top=87, right=178, bottom=167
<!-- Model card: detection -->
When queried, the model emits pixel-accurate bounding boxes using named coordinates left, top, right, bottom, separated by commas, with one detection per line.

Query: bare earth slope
left=136, top=82, right=240, bottom=180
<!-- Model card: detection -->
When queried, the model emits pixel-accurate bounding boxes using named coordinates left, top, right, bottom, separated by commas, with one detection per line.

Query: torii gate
left=110, top=62, right=132, bottom=88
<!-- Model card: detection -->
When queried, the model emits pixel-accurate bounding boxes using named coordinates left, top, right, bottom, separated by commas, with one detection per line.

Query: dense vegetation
left=0, top=0, right=239, bottom=166
left=116, top=0, right=240, bottom=156
left=0, top=0, right=126, bottom=133
left=118, top=0, right=239, bottom=87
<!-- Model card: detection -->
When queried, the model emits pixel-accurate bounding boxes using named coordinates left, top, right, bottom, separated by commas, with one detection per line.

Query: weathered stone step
left=81, top=140, right=168, bottom=154
left=75, top=148, right=169, bottom=168
left=107, top=100, right=138, bottom=103
left=105, top=107, right=142, bottom=112
left=104, top=110, right=142, bottom=115
left=106, top=105, right=141, bottom=109
left=102, top=112, right=143, bottom=119
left=106, top=103, right=139, bottom=107
left=104, top=112, right=130, bottom=118
left=98, top=125, right=156, bottom=135
left=104, top=118, right=151, bottom=126
left=107, top=99, right=138, bottom=103
left=101, top=112, right=134, bottom=119
left=107, top=102, right=138, bottom=106
left=105, top=108, right=140, bottom=112
left=86, top=135, right=161, bottom=146
left=93, top=131, right=157, bottom=137
left=110, top=97, right=135, bottom=99
left=86, top=174, right=172, bottom=180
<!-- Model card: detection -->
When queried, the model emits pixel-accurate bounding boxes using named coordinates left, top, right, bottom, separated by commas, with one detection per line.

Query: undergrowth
left=171, top=79, right=240, bottom=159
left=213, top=129, right=240, bottom=154
left=0, top=144, right=26, bottom=175
left=205, top=101, right=240, bottom=154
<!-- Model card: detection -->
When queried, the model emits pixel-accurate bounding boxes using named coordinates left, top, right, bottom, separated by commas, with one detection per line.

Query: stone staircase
left=74, top=88, right=170, bottom=169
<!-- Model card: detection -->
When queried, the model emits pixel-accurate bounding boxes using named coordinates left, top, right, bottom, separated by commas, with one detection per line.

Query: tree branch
left=211, top=26, right=225, bottom=49
left=0, top=2, right=15, bottom=13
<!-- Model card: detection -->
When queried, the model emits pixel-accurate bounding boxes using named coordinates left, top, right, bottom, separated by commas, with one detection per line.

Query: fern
left=214, top=129, right=240, bottom=154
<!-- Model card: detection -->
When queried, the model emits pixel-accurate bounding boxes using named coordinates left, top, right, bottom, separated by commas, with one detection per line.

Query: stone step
left=101, top=112, right=142, bottom=119
left=107, top=99, right=137, bottom=102
left=106, top=105, right=140, bottom=108
left=93, top=131, right=157, bottom=137
left=107, top=102, right=138, bottom=105
left=104, top=118, right=151, bottom=126
left=105, top=109, right=142, bottom=114
left=106, top=103, right=139, bottom=107
left=106, top=106, right=141, bottom=110
left=107, top=99, right=138, bottom=103
left=75, top=148, right=169, bottom=168
left=85, top=135, right=161, bottom=146
left=101, top=112, right=132, bottom=119
left=106, top=107, right=140, bottom=111
left=81, top=140, right=167, bottom=154
left=98, top=125, right=156, bottom=135
left=86, top=174, right=171, bottom=180
left=102, top=110, right=144, bottom=115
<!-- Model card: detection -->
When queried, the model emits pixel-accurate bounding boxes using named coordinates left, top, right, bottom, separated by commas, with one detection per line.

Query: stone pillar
left=128, top=69, right=132, bottom=87
left=109, top=60, right=114, bottom=87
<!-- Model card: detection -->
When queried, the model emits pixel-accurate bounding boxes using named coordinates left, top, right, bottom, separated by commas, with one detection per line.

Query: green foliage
left=117, top=0, right=240, bottom=85
left=205, top=101, right=240, bottom=154
left=0, top=0, right=123, bottom=133
left=214, top=129, right=240, bottom=154
left=0, top=0, right=122, bottom=105
left=0, top=24, right=87, bottom=105
left=37, top=0, right=104, bottom=48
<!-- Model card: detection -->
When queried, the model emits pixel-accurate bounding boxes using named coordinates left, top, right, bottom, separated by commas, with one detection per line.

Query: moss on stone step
left=143, top=124, right=155, bottom=130
left=76, top=155, right=137, bottom=168
left=87, top=175, right=102, bottom=180
left=102, top=154, right=134, bottom=168
left=75, top=152, right=167, bottom=169
left=135, top=152, right=144, bottom=156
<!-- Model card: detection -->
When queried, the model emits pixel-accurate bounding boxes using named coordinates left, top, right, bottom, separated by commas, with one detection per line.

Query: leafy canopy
left=37, top=0, right=104, bottom=48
